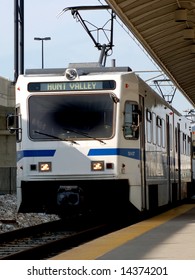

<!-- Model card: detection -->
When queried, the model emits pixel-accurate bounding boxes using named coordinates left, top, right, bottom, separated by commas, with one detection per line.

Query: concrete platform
left=50, top=204, right=195, bottom=260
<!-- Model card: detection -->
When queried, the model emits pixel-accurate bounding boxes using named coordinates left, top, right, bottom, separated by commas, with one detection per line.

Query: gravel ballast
left=0, top=194, right=59, bottom=233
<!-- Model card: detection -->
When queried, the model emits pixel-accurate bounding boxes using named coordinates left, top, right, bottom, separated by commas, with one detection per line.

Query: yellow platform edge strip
left=50, top=204, right=195, bottom=260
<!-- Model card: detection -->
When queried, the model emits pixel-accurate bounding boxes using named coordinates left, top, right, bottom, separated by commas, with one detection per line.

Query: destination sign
left=28, top=80, right=116, bottom=92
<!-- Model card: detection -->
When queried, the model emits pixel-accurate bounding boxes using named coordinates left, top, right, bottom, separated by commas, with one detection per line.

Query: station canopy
left=106, top=0, right=195, bottom=107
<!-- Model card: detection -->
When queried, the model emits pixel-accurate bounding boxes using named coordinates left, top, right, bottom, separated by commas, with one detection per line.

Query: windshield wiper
left=34, top=130, right=78, bottom=145
left=64, top=128, right=106, bottom=144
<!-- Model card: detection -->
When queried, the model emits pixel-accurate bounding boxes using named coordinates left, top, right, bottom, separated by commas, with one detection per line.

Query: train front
left=13, top=68, right=128, bottom=216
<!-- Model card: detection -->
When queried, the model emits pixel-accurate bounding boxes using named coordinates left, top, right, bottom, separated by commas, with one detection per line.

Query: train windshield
left=29, top=93, right=115, bottom=141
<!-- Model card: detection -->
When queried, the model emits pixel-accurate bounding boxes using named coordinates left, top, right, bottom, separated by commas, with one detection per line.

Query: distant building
left=0, top=76, right=16, bottom=194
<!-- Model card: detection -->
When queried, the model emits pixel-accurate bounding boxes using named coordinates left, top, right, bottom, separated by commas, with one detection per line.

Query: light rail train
left=7, top=64, right=192, bottom=216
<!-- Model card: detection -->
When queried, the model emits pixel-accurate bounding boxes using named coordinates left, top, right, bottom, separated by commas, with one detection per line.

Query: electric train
left=7, top=64, right=192, bottom=216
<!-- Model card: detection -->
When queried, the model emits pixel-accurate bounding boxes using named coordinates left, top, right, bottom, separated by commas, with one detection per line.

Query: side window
left=180, top=131, right=183, bottom=154
left=123, top=101, right=139, bottom=139
left=183, top=133, right=186, bottom=154
left=162, top=119, right=166, bottom=148
left=175, top=127, right=178, bottom=153
left=156, top=116, right=162, bottom=146
left=187, top=136, right=191, bottom=156
left=152, top=112, right=156, bottom=145
left=169, top=123, right=173, bottom=150
left=146, top=109, right=152, bottom=143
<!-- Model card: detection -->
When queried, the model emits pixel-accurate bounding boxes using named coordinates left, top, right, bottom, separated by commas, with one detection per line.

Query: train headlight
left=91, top=161, right=104, bottom=171
left=38, top=162, right=52, bottom=172
left=65, top=68, right=78, bottom=80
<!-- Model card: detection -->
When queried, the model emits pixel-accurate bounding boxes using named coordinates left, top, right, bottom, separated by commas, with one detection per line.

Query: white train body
left=12, top=66, right=192, bottom=215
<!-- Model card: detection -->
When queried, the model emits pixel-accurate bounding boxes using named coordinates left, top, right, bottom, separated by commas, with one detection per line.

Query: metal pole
left=19, top=0, right=24, bottom=75
left=14, top=0, right=24, bottom=82
left=14, top=0, right=19, bottom=82
left=34, top=37, right=51, bottom=68
left=42, top=40, right=44, bottom=69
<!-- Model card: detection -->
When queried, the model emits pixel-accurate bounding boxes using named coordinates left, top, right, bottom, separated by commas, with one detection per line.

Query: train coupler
left=57, top=185, right=83, bottom=215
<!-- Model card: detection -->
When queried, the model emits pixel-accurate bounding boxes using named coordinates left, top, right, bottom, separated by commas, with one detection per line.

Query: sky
left=0, top=0, right=194, bottom=114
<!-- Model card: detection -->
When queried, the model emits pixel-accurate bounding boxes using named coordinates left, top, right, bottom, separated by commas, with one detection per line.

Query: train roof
left=25, top=63, right=132, bottom=76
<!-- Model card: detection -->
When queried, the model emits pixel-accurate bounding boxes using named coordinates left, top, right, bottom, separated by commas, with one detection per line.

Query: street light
left=34, top=37, right=51, bottom=68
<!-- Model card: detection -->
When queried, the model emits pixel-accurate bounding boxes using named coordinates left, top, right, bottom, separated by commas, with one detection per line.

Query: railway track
left=0, top=203, right=171, bottom=260
left=0, top=217, right=119, bottom=260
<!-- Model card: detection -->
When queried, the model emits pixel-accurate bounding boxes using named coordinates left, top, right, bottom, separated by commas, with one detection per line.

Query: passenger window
left=187, top=136, right=191, bottom=156
left=152, top=112, right=156, bottom=145
left=162, top=119, right=166, bottom=148
left=146, top=109, right=152, bottom=143
left=123, top=101, right=139, bottom=139
left=156, top=116, right=162, bottom=146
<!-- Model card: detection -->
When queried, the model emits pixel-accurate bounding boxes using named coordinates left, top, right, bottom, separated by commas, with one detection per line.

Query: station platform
left=50, top=204, right=195, bottom=260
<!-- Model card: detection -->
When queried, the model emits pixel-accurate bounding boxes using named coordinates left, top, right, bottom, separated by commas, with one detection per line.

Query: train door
left=139, top=95, right=146, bottom=210
left=122, top=96, right=145, bottom=211
left=166, top=115, right=171, bottom=203
left=177, top=123, right=181, bottom=200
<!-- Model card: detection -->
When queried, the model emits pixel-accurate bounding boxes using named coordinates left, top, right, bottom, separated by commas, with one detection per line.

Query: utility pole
left=14, top=0, right=24, bottom=82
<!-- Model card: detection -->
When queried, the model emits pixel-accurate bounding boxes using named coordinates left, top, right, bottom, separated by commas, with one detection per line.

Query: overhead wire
left=98, top=0, right=179, bottom=101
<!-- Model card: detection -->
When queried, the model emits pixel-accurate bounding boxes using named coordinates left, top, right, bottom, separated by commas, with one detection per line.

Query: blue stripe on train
left=17, top=149, right=56, bottom=161
left=17, top=148, right=140, bottom=161
left=88, top=148, right=140, bottom=160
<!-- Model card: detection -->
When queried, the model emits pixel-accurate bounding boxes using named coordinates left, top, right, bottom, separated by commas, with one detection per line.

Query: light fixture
left=34, top=37, right=51, bottom=68
left=174, top=9, right=187, bottom=22
left=38, top=162, right=52, bottom=172
left=106, top=162, right=114, bottom=169
left=91, top=161, right=104, bottom=171
left=65, top=68, right=78, bottom=80
left=183, top=28, right=194, bottom=39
